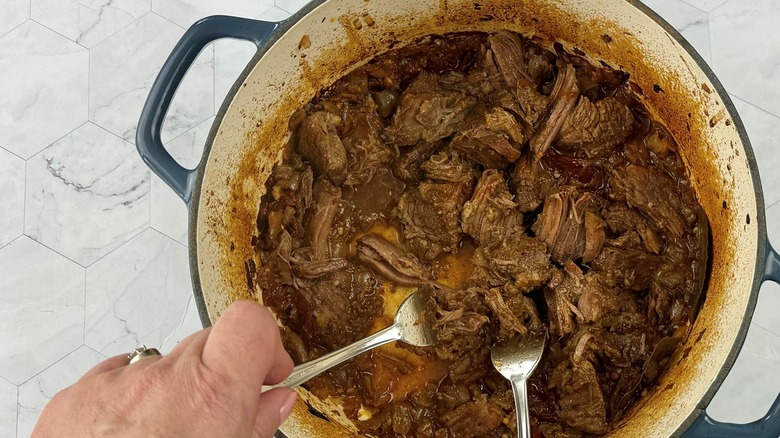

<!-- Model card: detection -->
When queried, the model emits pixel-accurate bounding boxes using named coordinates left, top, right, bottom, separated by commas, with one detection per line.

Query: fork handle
left=263, top=325, right=401, bottom=392
left=511, top=377, right=531, bottom=438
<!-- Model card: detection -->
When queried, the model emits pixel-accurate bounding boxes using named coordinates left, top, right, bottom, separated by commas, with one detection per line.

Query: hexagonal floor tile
left=25, top=122, right=150, bottom=266
left=0, top=0, right=28, bottom=38
left=0, top=22, right=88, bottom=159
left=85, top=229, right=196, bottom=357
left=17, top=346, right=104, bottom=438
left=160, top=294, right=204, bottom=351
left=0, top=378, right=17, bottom=438
left=730, top=97, right=780, bottom=209
left=682, top=0, right=729, bottom=13
left=276, top=0, right=310, bottom=15
left=151, top=117, right=212, bottom=245
left=0, top=237, right=85, bottom=385
left=710, top=0, right=780, bottom=117
left=640, top=0, right=711, bottom=64
left=0, top=148, right=24, bottom=249
left=89, top=13, right=213, bottom=143
left=153, top=0, right=274, bottom=28
left=707, top=323, right=780, bottom=423
left=31, top=0, right=151, bottom=48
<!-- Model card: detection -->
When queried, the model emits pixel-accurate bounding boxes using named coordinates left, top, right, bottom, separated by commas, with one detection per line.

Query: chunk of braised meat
left=590, top=246, right=661, bottom=291
left=576, top=274, right=621, bottom=325
left=558, top=97, right=634, bottom=157
left=486, top=31, right=550, bottom=125
left=420, top=149, right=476, bottom=183
left=549, top=359, right=609, bottom=434
left=385, top=72, right=477, bottom=146
left=462, top=169, right=524, bottom=246
left=480, top=287, right=532, bottom=340
left=433, top=306, right=489, bottom=361
left=392, top=141, right=441, bottom=182
left=344, top=167, right=406, bottom=229
left=471, top=234, right=552, bottom=293
left=433, top=286, right=491, bottom=315
left=610, top=164, right=687, bottom=238
left=441, top=399, right=504, bottom=437
left=533, top=188, right=605, bottom=264
left=602, top=203, right=664, bottom=254
left=298, top=111, right=349, bottom=184
left=649, top=215, right=708, bottom=327
left=525, top=43, right=555, bottom=83
left=396, top=180, right=472, bottom=260
left=439, top=70, right=495, bottom=98
left=530, top=64, right=580, bottom=158
left=256, top=165, right=312, bottom=251
left=340, top=97, right=395, bottom=186
left=510, top=153, right=558, bottom=213
left=545, top=261, right=585, bottom=336
left=506, top=291, right=543, bottom=328
left=306, top=179, right=341, bottom=260
left=294, top=267, right=381, bottom=350
left=450, top=106, right=525, bottom=169
left=290, top=257, right=349, bottom=279
left=357, top=233, right=432, bottom=286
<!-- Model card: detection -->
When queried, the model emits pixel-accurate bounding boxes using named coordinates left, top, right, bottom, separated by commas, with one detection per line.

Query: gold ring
left=128, top=345, right=162, bottom=364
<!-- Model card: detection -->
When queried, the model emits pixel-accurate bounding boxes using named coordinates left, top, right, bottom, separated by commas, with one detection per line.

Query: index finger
left=201, top=301, right=294, bottom=397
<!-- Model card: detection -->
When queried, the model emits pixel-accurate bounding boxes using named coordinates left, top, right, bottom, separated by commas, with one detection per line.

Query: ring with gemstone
left=127, top=345, right=162, bottom=365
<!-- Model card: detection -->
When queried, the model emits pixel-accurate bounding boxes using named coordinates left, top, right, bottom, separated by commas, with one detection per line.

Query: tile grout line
left=16, top=343, right=83, bottom=388
left=730, top=92, right=780, bottom=122
left=0, top=18, right=29, bottom=40
left=0, top=146, right=26, bottom=162
left=707, top=0, right=731, bottom=16
left=679, top=0, right=710, bottom=15
left=83, top=345, right=109, bottom=360
left=754, top=321, right=780, bottom=340
left=83, top=268, right=88, bottom=346
left=86, top=9, right=157, bottom=51
left=29, top=18, right=86, bottom=51
left=14, top=383, right=18, bottom=438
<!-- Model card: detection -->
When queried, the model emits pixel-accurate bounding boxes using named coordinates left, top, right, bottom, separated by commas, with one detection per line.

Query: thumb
left=252, top=388, right=297, bottom=438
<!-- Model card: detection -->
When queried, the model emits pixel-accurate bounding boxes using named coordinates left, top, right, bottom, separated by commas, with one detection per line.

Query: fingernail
left=279, top=391, right=297, bottom=421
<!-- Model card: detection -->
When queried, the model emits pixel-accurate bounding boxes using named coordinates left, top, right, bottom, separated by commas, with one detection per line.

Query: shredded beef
left=252, top=31, right=709, bottom=438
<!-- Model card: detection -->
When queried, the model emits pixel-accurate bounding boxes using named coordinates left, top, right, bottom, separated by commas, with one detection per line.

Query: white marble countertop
left=1, top=0, right=779, bottom=436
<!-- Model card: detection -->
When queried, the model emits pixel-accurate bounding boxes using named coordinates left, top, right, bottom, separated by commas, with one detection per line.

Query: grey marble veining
left=0, top=378, right=17, bottom=438
left=0, top=22, right=88, bottom=159
left=31, top=0, right=151, bottom=48
left=24, top=122, right=151, bottom=266
left=0, top=237, right=85, bottom=385
left=88, top=13, right=213, bottom=143
left=84, top=229, right=198, bottom=358
left=17, top=346, right=105, bottom=438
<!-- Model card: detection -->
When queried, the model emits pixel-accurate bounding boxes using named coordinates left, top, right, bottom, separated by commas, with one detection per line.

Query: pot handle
left=683, top=240, right=780, bottom=437
left=136, top=15, right=279, bottom=203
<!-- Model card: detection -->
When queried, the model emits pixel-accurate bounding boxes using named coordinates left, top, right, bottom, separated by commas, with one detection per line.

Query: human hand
left=33, top=300, right=296, bottom=438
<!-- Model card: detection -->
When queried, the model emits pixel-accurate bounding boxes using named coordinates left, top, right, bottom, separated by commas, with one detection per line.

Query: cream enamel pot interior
left=136, top=0, right=780, bottom=436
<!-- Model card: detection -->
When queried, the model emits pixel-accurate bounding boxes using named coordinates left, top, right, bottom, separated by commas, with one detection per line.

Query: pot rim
left=185, top=0, right=768, bottom=435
